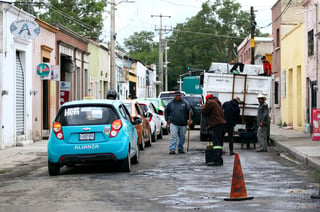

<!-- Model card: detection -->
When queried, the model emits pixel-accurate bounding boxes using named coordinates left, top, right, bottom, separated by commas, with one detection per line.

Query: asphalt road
left=0, top=128, right=319, bottom=212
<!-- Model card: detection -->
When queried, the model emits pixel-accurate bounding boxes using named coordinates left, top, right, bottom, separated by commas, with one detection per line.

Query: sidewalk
left=270, top=123, right=320, bottom=172
left=0, top=140, right=47, bottom=174
left=1, top=124, right=320, bottom=174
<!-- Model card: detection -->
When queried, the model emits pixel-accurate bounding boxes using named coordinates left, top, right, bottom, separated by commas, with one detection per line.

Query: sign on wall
left=10, top=19, right=40, bottom=40
left=60, top=81, right=71, bottom=106
left=37, top=63, right=60, bottom=81
left=37, top=63, right=50, bottom=77
left=312, top=108, right=320, bottom=141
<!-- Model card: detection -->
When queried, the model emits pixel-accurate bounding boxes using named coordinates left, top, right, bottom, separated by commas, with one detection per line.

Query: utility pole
left=250, top=6, right=256, bottom=65
left=109, top=0, right=134, bottom=90
left=110, top=0, right=116, bottom=89
left=164, top=40, right=168, bottom=91
left=151, top=14, right=171, bottom=93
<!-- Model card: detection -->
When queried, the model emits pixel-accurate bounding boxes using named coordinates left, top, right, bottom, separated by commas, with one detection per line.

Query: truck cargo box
left=200, top=62, right=272, bottom=141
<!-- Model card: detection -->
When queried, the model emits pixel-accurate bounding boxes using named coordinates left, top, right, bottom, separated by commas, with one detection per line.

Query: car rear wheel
left=157, top=127, right=163, bottom=139
left=163, top=125, right=169, bottom=135
left=120, top=150, right=131, bottom=172
left=151, top=130, right=157, bottom=142
left=48, top=161, right=60, bottom=176
left=139, top=133, right=145, bottom=151
left=145, top=131, right=152, bottom=147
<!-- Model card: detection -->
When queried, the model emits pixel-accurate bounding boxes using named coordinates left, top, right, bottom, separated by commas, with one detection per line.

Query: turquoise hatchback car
left=47, top=99, right=141, bottom=175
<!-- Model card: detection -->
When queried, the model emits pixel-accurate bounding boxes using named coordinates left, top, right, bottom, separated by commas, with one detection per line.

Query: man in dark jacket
left=165, top=91, right=192, bottom=154
left=223, top=98, right=241, bottom=155
left=201, top=94, right=226, bottom=166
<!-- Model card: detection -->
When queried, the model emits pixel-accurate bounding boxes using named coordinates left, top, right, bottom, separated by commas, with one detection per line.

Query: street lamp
left=109, top=0, right=134, bottom=90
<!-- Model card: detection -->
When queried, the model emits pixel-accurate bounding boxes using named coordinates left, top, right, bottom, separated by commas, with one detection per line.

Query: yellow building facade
left=280, top=23, right=306, bottom=131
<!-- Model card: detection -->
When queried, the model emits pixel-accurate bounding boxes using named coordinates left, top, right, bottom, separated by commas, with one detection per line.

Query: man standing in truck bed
left=260, top=56, right=273, bottom=76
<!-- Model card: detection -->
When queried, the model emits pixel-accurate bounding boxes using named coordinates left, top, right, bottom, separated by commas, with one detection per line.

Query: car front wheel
left=131, top=143, right=140, bottom=164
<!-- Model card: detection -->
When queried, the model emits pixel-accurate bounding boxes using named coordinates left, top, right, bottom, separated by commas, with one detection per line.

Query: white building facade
left=0, top=4, right=35, bottom=148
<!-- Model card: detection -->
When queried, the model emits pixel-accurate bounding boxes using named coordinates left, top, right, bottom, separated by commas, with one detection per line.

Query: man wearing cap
left=201, top=94, right=226, bottom=166
left=259, top=56, right=272, bottom=76
left=222, top=97, right=241, bottom=155
left=256, top=93, right=269, bottom=152
left=165, top=91, right=192, bottom=154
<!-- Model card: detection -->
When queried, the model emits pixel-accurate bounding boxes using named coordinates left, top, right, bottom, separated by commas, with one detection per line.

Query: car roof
left=121, top=99, right=139, bottom=104
left=184, top=94, right=203, bottom=98
left=137, top=97, right=160, bottom=101
left=158, top=91, right=186, bottom=97
left=136, top=99, right=152, bottom=105
left=61, top=99, right=122, bottom=107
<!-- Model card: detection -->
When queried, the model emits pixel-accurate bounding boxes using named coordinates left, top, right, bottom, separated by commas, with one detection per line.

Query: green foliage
left=166, top=0, right=258, bottom=90
left=15, top=0, right=106, bottom=41
left=124, top=31, right=159, bottom=64
left=14, top=0, right=40, bottom=15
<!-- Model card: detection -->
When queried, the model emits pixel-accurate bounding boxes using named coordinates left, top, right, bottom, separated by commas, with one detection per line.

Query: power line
left=259, top=0, right=293, bottom=29
left=173, top=29, right=246, bottom=40
left=151, top=14, right=171, bottom=93
left=14, top=1, right=97, bottom=32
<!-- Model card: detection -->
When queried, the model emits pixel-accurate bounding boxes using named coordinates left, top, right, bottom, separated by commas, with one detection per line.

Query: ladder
left=232, top=74, right=247, bottom=124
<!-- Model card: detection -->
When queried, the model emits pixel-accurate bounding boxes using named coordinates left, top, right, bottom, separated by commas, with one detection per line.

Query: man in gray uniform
left=256, top=93, right=269, bottom=152
left=165, top=91, right=192, bottom=154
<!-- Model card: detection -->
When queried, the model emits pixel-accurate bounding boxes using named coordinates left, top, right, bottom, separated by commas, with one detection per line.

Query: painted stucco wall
left=98, top=43, right=110, bottom=99
left=32, top=20, right=57, bottom=141
left=281, top=23, right=306, bottom=131
left=88, top=42, right=100, bottom=98
left=0, top=4, right=34, bottom=148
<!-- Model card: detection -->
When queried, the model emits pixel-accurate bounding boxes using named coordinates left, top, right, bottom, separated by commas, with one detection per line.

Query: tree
left=166, top=0, right=259, bottom=90
left=124, top=31, right=158, bottom=65
left=15, top=0, right=106, bottom=41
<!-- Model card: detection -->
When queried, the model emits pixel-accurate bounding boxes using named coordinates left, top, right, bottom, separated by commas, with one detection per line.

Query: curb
left=271, top=138, right=320, bottom=173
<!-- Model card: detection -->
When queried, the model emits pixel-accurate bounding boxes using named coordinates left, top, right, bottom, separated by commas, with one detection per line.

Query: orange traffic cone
left=224, top=153, right=254, bottom=201
left=311, top=185, right=320, bottom=199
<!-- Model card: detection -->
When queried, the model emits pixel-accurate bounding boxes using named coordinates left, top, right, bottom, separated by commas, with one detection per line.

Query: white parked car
left=137, top=100, right=163, bottom=142
left=136, top=97, right=169, bottom=135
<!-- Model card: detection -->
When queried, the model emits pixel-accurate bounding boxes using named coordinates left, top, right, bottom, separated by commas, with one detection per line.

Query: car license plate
left=79, top=133, right=95, bottom=141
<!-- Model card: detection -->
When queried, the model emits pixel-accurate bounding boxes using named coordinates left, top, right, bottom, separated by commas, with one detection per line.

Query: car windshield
left=183, top=96, right=202, bottom=106
left=139, top=104, right=148, bottom=113
left=159, top=93, right=175, bottom=98
left=161, top=98, right=173, bottom=107
left=149, top=99, right=159, bottom=107
left=56, top=105, right=118, bottom=126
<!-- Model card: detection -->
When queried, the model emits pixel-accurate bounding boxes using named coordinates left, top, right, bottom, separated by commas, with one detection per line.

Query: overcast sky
left=103, top=0, right=278, bottom=46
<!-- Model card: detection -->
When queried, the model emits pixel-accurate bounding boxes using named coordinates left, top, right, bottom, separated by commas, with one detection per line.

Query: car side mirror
left=133, top=117, right=142, bottom=125
left=145, top=112, right=152, bottom=118
left=157, top=109, right=164, bottom=115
